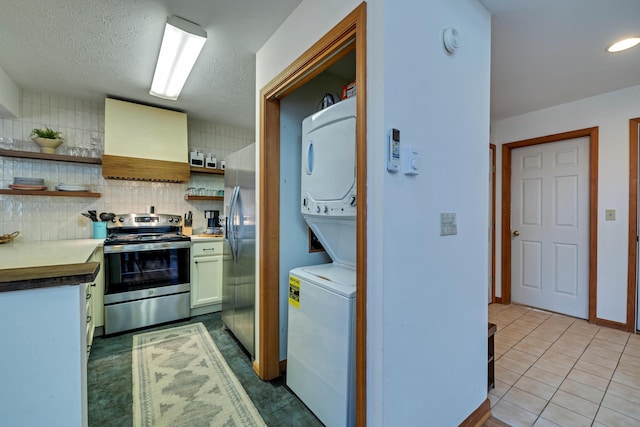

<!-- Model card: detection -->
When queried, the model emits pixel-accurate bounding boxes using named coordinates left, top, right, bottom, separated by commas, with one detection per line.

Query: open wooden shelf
left=0, top=189, right=101, bottom=198
left=184, top=195, right=224, bottom=201
left=190, top=166, right=224, bottom=175
left=0, top=149, right=102, bottom=165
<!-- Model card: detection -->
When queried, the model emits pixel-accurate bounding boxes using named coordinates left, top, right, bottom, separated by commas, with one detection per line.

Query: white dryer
left=287, top=97, right=357, bottom=427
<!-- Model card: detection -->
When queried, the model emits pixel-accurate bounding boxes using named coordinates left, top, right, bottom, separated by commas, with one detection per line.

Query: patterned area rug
left=132, top=323, right=266, bottom=427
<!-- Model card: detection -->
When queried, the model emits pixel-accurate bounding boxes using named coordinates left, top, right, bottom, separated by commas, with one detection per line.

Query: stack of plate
left=9, top=177, right=47, bottom=190
left=56, top=183, right=90, bottom=192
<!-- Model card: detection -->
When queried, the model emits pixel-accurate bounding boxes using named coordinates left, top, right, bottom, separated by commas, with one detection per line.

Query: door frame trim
left=490, top=144, right=496, bottom=303
left=627, top=117, right=640, bottom=332
left=255, top=3, right=367, bottom=425
left=500, top=127, right=598, bottom=323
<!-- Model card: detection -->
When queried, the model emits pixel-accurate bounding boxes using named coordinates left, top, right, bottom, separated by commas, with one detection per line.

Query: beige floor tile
left=496, top=365, right=523, bottom=386
left=489, top=393, right=501, bottom=408
left=584, top=345, right=624, bottom=360
left=496, top=333, right=520, bottom=348
left=556, top=332, right=591, bottom=349
left=491, top=399, right=538, bottom=427
left=573, top=359, right=615, bottom=379
left=620, top=353, right=640, bottom=369
left=521, top=335, right=554, bottom=350
left=615, top=361, right=640, bottom=378
left=623, top=345, right=640, bottom=358
left=590, top=338, right=625, bottom=354
left=513, top=340, right=548, bottom=357
left=601, top=393, right=640, bottom=421
left=626, top=334, right=640, bottom=348
left=580, top=350, right=620, bottom=370
left=612, top=366, right=640, bottom=389
left=566, top=322, right=600, bottom=338
left=525, top=309, right=553, bottom=319
left=534, top=358, right=573, bottom=377
left=548, top=342, right=585, bottom=359
left=559, top=378, right=605, bottom=404
left=567, top=368, right=610, bottom=391
left=533, top=418, right=561, bottom=427
left=594, top=328, right=630, bottom=346
left=497, top=355, right=533, bottom=375
left=529, top=328, right=564, bottom=342
left=540, top=402, right=593, bottom=426
left=501, top=326, right=530, bottom=340
left=502, top=386, right=548, bottom=415
left=490, top=379, right=511, bottom=398
left=514, top=375, right=557, bottom=400
left=541, top=350, right=579, bottom=365
left=525, top=366, right=565, bottom=388
left=551, top=389, right=599, bottom=419
left=496, top=341, right=517, bottom=356
left=594, top=406, right=640, bottom=427
left=606, top=380, right=640, bottom=405
left=504, top=348, right=541, bottom=365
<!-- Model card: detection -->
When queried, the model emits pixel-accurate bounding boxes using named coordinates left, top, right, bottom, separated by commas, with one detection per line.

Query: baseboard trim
left=494, top=297, right=503, bottom=304
left=459, top=398, right=491, bottom=427
left=279, top=359, right=287, bottom=374
left=595, top=317, right=628, bottom=331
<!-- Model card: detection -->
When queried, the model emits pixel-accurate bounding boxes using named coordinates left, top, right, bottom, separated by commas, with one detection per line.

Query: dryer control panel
left=302, top=190, right=356, bottom=217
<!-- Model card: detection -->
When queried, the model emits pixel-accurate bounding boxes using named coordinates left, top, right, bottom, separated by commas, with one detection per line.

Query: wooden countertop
left=0, top=239, right=102, bottom=292
left=0, top=262, right=100, bottom=292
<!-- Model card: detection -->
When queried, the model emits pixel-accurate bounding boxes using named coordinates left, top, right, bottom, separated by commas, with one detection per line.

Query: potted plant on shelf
left=30, top=126, right=64, bottom=154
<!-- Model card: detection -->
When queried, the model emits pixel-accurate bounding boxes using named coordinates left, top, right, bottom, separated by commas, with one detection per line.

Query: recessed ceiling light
left=606, top=37, right=640, bottom=53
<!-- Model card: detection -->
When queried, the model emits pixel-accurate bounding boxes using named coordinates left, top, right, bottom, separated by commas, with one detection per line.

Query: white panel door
left=511, top=137, right=589, bottom=318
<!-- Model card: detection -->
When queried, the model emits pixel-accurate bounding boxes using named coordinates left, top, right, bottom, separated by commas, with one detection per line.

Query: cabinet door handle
left=86, top=293, right=92, bottom=300
left=87, top=315, right=92, bottom=324
left=203, top=248, right=216, bottom=252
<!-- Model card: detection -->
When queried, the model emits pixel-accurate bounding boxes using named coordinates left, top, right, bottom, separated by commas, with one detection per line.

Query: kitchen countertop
left=0, top=239, right=102, bottom=292
left=190, top=235, right=224, bottom=241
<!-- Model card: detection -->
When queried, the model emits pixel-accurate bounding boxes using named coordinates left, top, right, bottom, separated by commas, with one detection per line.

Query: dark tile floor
left=88, top=312, right=323, bottom=427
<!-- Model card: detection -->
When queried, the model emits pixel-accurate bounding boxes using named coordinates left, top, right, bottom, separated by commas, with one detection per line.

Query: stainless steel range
left=103, top=213, right=190, bottom=335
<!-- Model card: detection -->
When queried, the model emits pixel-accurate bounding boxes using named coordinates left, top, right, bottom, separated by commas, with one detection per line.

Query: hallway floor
left=87, top=312, right=322, bottom=427
left=489, top=303, right=640, bottom=426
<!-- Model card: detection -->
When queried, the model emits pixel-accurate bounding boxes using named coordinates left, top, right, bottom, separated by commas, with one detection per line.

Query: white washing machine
left=287, top=264, right=355, bottom=427
left=287, top=97, right=357, bottom=427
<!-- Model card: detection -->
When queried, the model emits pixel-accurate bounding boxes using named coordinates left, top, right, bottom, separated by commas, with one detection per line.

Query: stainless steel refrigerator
left=222, top=143, right=256, bottom=357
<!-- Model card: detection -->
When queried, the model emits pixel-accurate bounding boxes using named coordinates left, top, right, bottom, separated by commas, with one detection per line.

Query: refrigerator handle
left=228, top=185, right=240, bottom=262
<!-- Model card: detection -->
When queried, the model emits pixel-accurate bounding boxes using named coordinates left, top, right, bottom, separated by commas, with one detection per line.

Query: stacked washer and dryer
left=286, top=96, right=357, bottom=427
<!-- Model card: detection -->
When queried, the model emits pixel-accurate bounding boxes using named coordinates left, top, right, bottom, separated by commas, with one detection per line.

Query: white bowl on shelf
left=32, top=137, right=64, bottom=154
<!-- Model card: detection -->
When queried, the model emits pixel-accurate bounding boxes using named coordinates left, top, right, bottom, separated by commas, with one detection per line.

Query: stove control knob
left=175, top=216, right=181, bottom=223
left=168, top=217, right=174, bottom=223
left=316, top=205, right=321, bottom=214
left=324, top=205, right=329, bottom=214
left=350, top=195, right=357, bottom=207
left=111, top=218, right=117, bottom=223
left=118, top=217, right=124, bottom=223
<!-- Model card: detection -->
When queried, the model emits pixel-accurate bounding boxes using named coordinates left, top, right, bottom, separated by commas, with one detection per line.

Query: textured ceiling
left=480, top=0, right=640, bottom=120
left=0, top=0, right=302, bottom=130
left=0, top=1, right=639, bottom=129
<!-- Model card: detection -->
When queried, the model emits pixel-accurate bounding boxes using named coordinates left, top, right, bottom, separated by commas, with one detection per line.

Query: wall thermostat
left=387, top=128, right=400, bottom=172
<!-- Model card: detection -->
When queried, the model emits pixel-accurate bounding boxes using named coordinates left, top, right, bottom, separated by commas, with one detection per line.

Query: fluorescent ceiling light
left=150, top=16, right=207, bottom=100
left=606, top=37, right=640, bottom=53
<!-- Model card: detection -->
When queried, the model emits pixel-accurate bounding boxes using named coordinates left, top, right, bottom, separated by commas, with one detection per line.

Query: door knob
left=512, top=230, right=520, bottom=237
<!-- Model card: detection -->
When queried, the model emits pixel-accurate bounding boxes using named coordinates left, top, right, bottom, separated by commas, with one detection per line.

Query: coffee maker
left=204, top=210, right=221, bottom=235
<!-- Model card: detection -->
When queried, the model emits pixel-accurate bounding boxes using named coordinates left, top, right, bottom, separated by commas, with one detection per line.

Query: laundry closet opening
left=256, top=3, right=367, bottom=425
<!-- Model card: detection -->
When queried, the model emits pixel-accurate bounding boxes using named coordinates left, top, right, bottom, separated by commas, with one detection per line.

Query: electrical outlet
left=440, top=213, right=457, bottom=236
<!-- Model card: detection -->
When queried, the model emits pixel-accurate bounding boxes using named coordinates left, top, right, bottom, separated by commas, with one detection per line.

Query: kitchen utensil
left=0, top=231, right=19, bottom=244
left=81, top=212, right=94, bottom=221
left=88, top=210, right=98, bottom=221
left=100, top=212, right=115, bottom=222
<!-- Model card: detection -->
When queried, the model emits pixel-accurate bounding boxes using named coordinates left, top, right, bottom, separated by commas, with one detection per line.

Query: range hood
left=102, top=98, right=190, bottom=182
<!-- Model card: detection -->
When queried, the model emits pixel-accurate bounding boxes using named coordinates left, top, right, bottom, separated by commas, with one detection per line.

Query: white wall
left=0, top=89, right=253, bottom=240
left=0, top=65, right=19, bottom=118
left=257, top=0, right=491, bottom=425
left=492, top=84, right=640, bottom=324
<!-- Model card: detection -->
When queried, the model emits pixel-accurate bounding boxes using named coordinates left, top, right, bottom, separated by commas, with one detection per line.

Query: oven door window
left=104, top=248, right=190, bottom=294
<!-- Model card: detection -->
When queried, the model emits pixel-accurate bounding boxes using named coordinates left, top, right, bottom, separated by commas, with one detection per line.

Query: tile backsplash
left=0, top=90, right=253, bottom=242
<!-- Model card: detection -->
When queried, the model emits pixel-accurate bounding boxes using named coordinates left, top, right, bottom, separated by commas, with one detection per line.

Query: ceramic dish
left=9, top=184, right=48, bottom=190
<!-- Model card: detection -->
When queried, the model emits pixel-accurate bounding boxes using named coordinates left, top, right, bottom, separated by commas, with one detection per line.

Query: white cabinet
left=191, top=240, right=223, bottom=314
left=90, top=247, right=105, bottom=329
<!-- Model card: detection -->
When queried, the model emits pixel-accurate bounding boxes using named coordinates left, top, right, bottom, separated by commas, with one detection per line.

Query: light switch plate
left=605, top=209, right=616, bottom=221
left=440, top=212, right=457, bottom=236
